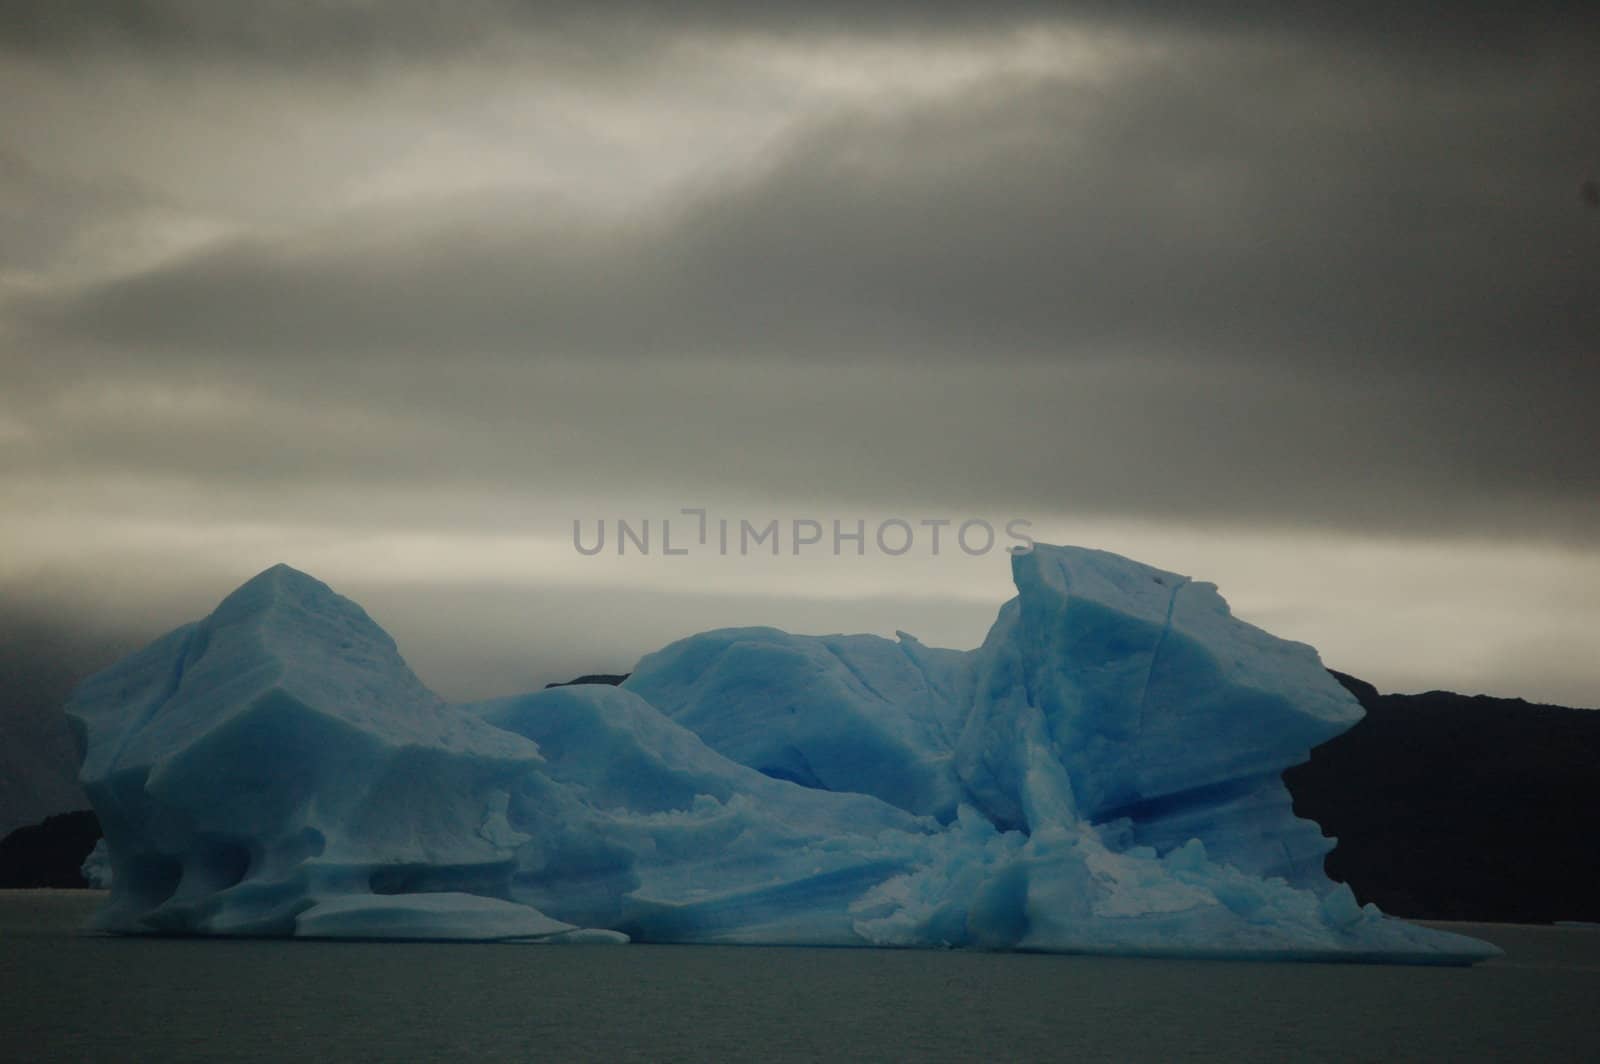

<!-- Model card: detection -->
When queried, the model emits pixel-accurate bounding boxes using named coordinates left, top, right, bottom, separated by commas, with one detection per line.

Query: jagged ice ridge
left=65, top=545, right=1498, bottom=962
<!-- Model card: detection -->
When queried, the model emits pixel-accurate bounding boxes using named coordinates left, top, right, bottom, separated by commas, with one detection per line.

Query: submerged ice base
left=66, top=546, right=1498, bottom=964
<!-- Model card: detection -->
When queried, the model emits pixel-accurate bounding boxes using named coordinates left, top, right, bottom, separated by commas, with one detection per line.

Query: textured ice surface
left=956, top=548, right=1362, bottom=889
left=624, top=628, right=971, bottom=821
left=473, top=683, right=937, bottom=945
left=67, top=565, right=585, bottom=940
left=67, top=547, right=1498, bottom=962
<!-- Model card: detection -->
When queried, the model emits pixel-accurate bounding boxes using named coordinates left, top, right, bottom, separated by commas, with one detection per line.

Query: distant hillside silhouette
left=0, top=810, right=99, bottom=888
left=543, top=673, right=629, bottom=688
left=1284, top=673, right=1600, bottom=924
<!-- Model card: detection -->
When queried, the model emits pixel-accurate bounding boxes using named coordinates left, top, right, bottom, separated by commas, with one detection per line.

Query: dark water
left=3, top=892, right=1597, bottom=1062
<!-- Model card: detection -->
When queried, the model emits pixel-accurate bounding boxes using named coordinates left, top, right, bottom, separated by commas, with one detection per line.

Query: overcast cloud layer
left=2, top=2, right=1597, bottom=709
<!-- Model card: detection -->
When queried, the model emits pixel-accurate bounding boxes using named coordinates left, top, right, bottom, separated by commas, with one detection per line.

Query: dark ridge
left=1326, top=670, right=1379, bottom=706
left=1284, top=672, right=1600, bottom=924
left=544, top=673, right=630, bottom=689
left=0, top=809, right=101, bottom=888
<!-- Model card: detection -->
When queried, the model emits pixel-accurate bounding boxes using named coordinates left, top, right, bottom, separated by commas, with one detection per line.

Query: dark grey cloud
left=4, top=354, right=1596, bottom=544
left=3, top=2, right=1600, bottom=711
left=0, top=148, right=167, bottom=272
left=9, top=29, right=1597, bottom=541
left=3, top=1, right=1594, bottom=68
left=0, top=0, right=492, bottom=66
left=22, top=33, right=1597, bottom=372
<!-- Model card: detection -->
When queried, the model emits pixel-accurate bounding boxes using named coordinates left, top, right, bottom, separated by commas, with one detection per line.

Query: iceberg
left=65, top=546, right=1498, bottom=963
left=66, top=564, right=577, bottom=939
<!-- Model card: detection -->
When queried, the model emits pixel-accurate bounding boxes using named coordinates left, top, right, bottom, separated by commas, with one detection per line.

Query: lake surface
left=3, top=891, right=1596, bottom=1062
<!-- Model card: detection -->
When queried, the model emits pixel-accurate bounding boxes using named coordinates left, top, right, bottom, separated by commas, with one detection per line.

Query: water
left=3, top=891, right=1596, bottom=1062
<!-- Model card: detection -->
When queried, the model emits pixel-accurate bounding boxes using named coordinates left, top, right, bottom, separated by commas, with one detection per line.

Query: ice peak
left=213, top=562, right=341, bottom=614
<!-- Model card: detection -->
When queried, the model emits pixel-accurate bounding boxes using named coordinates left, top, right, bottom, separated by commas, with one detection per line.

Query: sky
left=1, top=2, right=1597, bottom=708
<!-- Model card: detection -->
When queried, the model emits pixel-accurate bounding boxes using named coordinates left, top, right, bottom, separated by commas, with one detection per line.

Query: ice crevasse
left=66, top=544, right=1498, bottom=963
